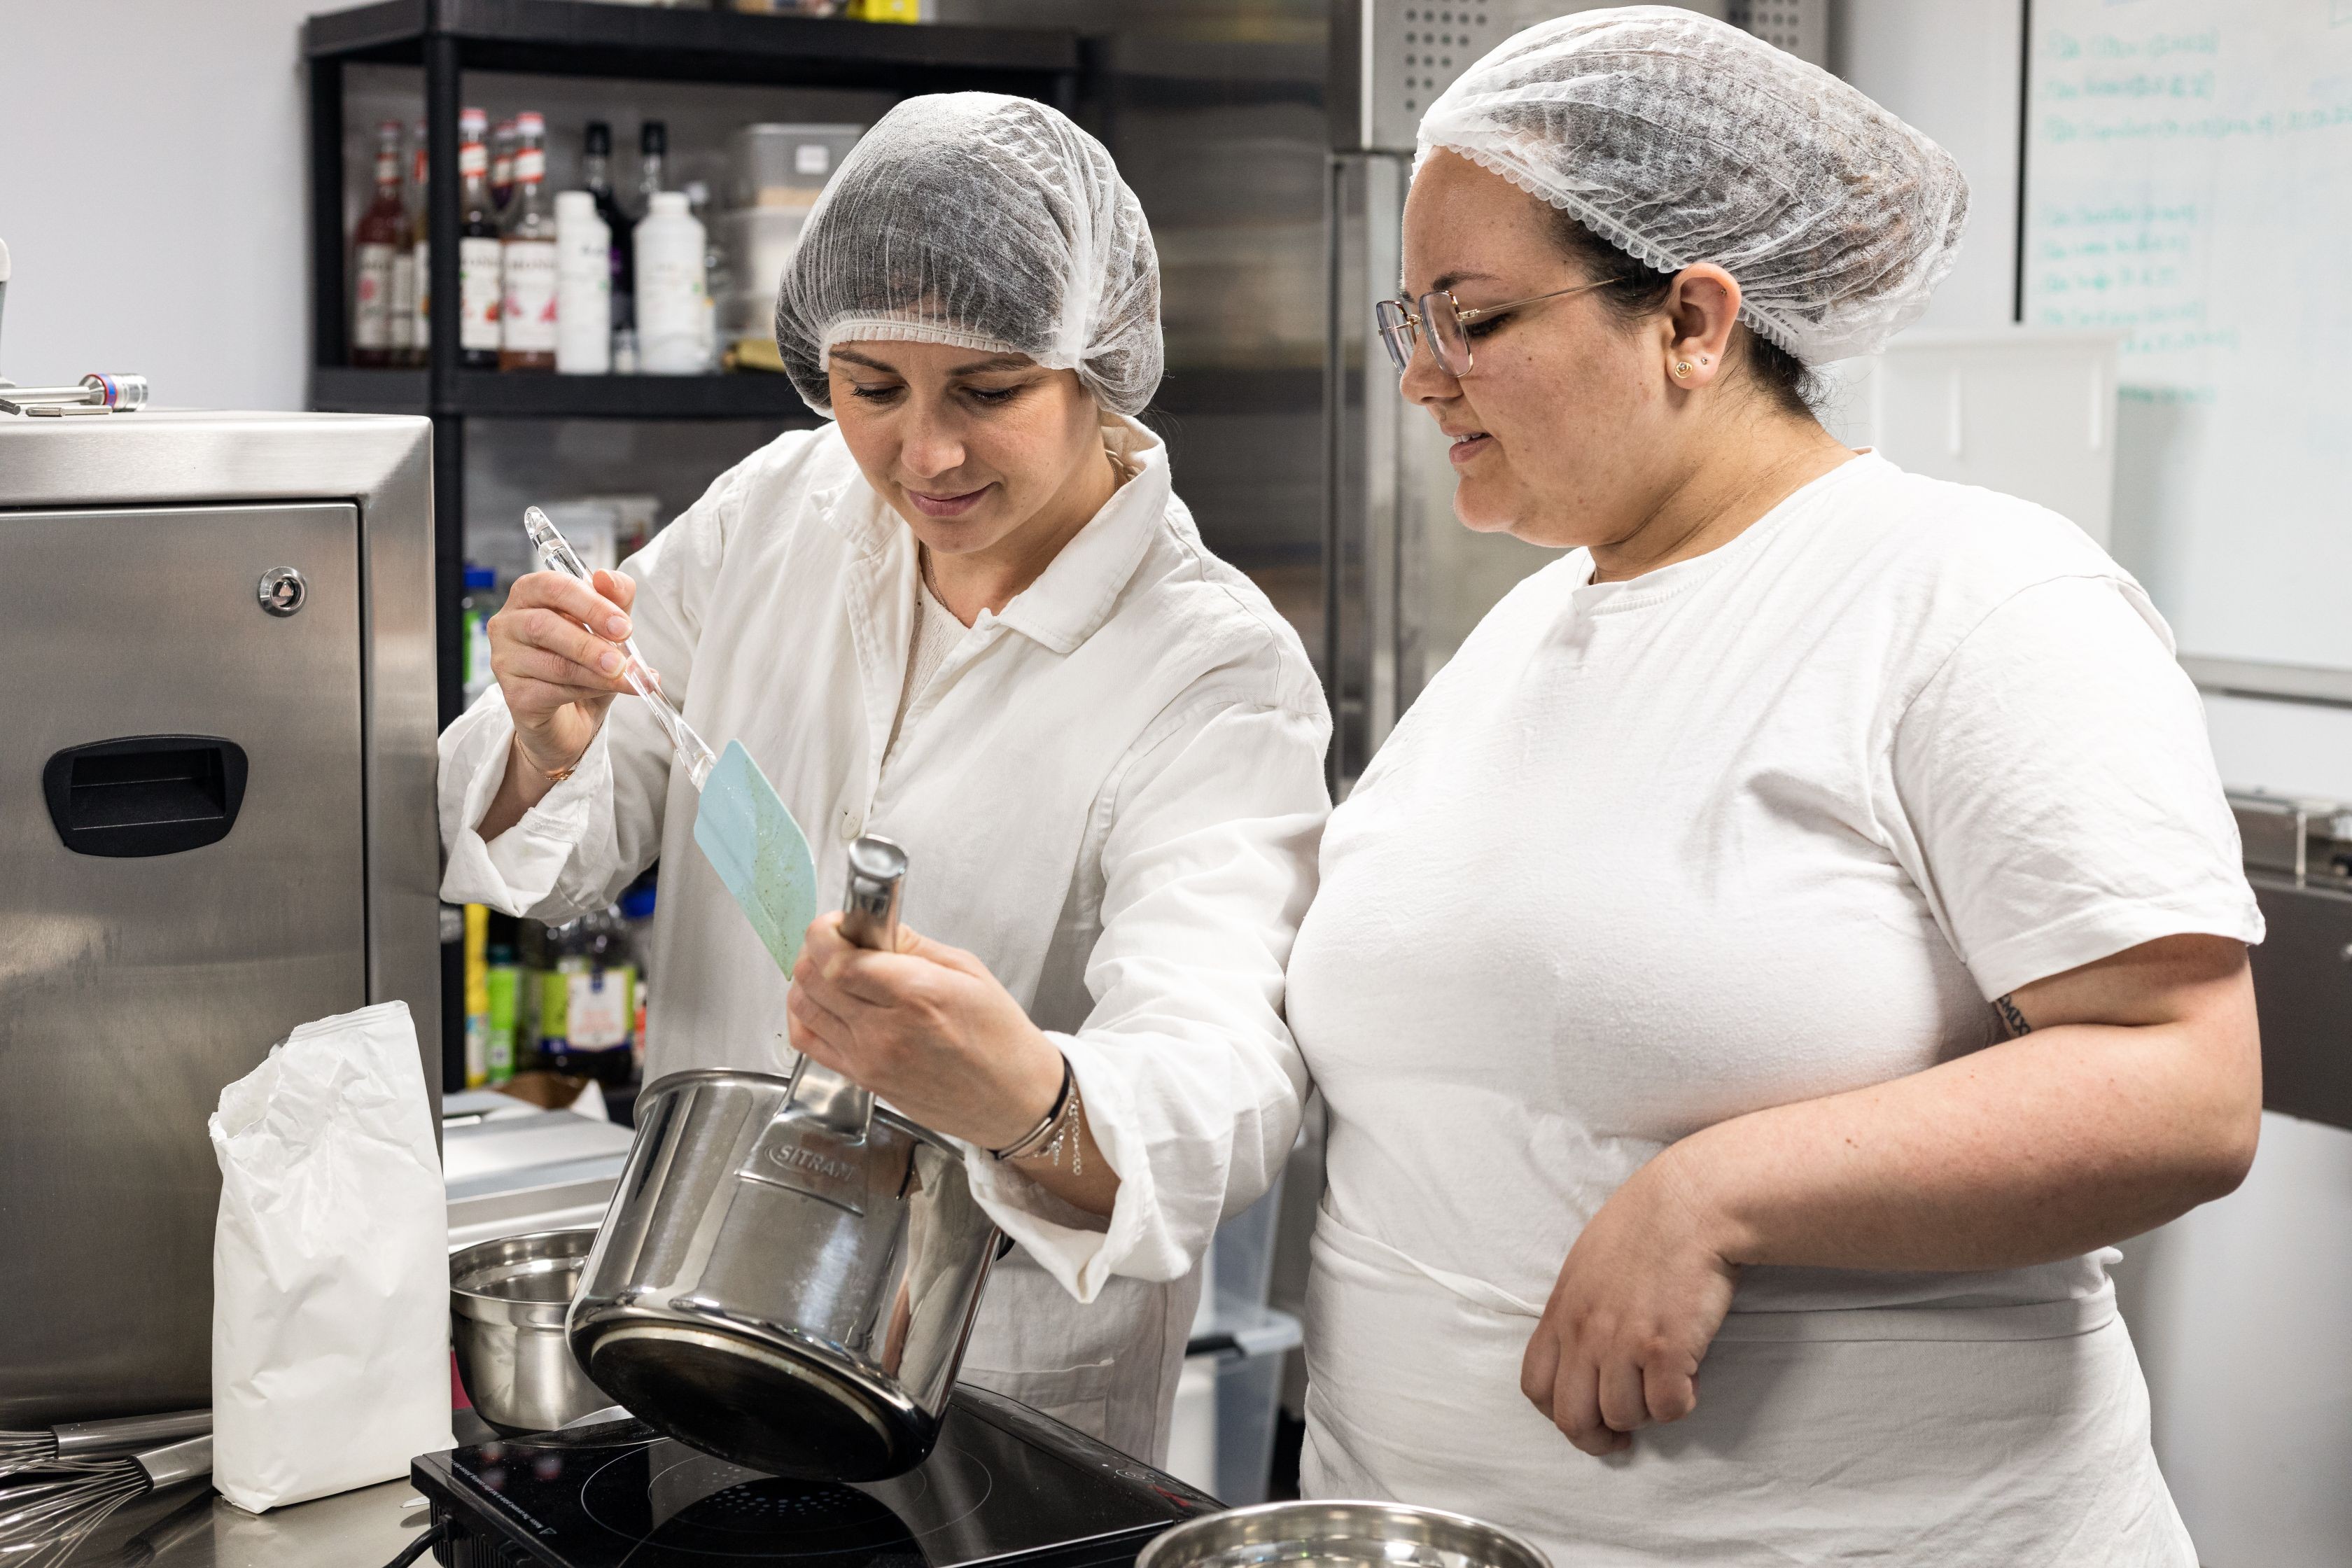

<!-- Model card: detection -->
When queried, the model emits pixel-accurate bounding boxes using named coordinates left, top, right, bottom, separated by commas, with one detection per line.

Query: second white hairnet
left=1416, top=6, right=1968, bottom=363
left=776, top=93, right=1163, bottom=416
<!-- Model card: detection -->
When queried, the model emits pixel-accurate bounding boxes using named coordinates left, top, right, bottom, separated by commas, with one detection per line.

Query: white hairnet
left=1415, top=6, right=1968, bottom=363
left=776, top=92, right=1162, bottom=416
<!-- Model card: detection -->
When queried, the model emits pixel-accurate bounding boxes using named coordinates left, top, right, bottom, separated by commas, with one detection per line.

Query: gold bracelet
left=523, top=736, right=585, bottom=787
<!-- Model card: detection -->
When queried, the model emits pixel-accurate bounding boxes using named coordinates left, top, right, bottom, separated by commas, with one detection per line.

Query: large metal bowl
left=1134, top=1502, right=1553, bottom=1568
left=451, top=1228, right=617, bottom=1434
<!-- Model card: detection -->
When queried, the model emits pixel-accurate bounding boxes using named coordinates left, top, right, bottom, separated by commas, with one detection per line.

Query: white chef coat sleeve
left=435, top=460, right=746, bottom=923
left=965, top=692, right=1330, bottom=1302
left=1887, top=573, right=2264, bottom=1003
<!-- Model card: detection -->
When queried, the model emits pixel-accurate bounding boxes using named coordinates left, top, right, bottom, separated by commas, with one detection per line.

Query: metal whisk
left=0, top=1436, right=211, bottom=1568
left=0, top=1410, right=209, bottom=1483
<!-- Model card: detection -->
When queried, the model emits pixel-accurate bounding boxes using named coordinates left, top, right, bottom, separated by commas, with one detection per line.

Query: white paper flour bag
left=209, top=999, right=454, bottom=1511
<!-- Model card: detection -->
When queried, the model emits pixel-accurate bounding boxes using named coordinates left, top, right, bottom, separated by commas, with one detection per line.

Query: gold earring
left=1674, top=360, right=1693, bottom=377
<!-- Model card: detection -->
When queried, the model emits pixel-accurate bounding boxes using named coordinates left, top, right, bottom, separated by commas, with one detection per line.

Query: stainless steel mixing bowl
left=451, top=1228, right=616, bottom=1434
left=1134, top=1502, right=1554, bottom=1568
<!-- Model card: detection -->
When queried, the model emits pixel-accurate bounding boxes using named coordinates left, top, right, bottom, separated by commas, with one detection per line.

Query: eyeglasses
left=1374, top=279, right=1625, bottom=378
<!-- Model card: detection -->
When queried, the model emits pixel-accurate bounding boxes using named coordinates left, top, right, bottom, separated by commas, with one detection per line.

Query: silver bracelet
left=991, top=1055, right=1072, bottom=1163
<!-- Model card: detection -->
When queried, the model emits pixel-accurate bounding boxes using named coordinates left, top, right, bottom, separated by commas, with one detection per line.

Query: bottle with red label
left=405, top=119, right=430, bottom=367
left=500, top=111, right=559, bottom=372
left=490, top=118, right=517, bottom=221
left=351, top=119, right=410, bottom=368
left=456, top=108, right=502, bottom=370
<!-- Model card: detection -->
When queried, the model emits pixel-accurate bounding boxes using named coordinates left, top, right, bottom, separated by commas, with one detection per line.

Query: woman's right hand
left=489, top=567, right=639, bottom=778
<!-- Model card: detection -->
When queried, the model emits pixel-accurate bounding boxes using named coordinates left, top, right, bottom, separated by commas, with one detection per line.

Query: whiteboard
left=2023, top=1, right=2352, bottom=671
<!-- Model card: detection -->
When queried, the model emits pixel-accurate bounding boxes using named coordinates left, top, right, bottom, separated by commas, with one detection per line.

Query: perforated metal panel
left=1335, top=0, right=1740, bottom=153
left=1725, top=0, right=1828, bottom=66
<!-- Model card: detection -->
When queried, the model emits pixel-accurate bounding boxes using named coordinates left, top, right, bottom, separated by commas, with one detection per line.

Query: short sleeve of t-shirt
left=1889, top=573, right=2264, bottom=1000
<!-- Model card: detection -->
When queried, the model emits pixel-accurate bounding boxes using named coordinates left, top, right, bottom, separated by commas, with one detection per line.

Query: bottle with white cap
left=634, top=190, right=709, bottom=376
left=555, top=191, right=612, bottom=374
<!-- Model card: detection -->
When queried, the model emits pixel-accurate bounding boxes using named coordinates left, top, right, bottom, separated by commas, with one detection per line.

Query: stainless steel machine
left=0, top=408, right=440, bottom=1425
left=2226, top=792, right=2352, bottom=1132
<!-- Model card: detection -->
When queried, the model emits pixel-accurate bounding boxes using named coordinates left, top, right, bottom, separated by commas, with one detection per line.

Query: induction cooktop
left=410, top=1385, right=1222, bottom=1568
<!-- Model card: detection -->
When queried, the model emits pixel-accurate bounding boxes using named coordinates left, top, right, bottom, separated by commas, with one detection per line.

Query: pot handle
left=786, top=835, right=908, bottom=1140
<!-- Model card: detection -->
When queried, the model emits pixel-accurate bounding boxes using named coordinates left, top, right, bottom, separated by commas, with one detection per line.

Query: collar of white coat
left=818, top=412, right=1171, bottom=657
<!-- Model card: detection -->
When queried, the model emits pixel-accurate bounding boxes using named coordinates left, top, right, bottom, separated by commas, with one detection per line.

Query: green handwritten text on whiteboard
left=2026, top=1, right=2352, bottom=668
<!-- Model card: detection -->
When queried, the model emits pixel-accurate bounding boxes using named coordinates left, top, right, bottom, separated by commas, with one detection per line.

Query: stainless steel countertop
left=60, top=1474, right=427, bottom=1567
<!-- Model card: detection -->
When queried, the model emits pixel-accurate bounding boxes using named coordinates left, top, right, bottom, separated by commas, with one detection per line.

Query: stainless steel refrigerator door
left=0, top=501, right=368, bottom=1425
left=1327, top=151, right=1555, bottom=790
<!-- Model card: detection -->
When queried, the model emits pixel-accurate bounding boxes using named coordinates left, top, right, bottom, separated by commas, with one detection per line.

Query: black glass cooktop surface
left=412, top=1385, right=1220, bottom=1568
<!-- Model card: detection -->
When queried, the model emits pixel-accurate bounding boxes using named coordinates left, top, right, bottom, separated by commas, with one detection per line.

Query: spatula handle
left=523, top=505, right=719, bottom=790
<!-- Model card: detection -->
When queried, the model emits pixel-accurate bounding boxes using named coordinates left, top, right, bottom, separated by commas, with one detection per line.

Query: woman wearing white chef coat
left=1284, top=13, right=2260, bottom=1565
left=437, top=94, right=1328, bottom=1462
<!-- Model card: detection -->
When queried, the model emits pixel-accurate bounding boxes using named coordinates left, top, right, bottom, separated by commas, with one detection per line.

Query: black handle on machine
left=41, top=736, right=249, bottom=858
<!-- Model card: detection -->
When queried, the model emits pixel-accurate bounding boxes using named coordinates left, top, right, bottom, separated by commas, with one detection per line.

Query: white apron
left=1301, top=1203, right=2194, bottom=1567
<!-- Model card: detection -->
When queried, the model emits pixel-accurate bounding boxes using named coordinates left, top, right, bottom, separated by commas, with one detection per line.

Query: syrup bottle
left=351, top=120, right=408, bottom=368
left=456, top=108, right=502, bottom=371
left=499, top=111, right=559, bottom=372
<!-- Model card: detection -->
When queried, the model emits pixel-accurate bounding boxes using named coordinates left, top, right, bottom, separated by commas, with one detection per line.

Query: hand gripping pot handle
left=785, top=834, right=906, bottom=1140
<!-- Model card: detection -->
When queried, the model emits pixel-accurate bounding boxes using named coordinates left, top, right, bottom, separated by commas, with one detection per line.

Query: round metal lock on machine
left=257, top=566, right=307, bottom=617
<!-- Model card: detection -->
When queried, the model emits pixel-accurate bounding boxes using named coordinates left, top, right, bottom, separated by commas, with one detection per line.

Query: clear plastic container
left=1180, top=1301, right=1303, bottom=1506
left=726, top=123, right=864, bottom=211
left=715, top=206, right=811, bottom=341
left=1214, top=1170, right=1286, bottom=1310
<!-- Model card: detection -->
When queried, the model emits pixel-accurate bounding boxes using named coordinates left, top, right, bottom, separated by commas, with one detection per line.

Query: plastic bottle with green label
left=484, top=944, right=519, bottom=1085
left=535, top=906, right=638, bottom=1088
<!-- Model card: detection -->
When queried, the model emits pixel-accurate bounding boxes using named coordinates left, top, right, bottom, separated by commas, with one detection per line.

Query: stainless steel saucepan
left=1136, top=1502, right=1554, bottom=1568
left=566, top=836, right=1004, bottom=1480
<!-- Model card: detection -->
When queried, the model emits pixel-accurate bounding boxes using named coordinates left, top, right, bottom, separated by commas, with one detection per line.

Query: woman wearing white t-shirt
left=1286, top=13, right=2259, bottom=1564
left=440, top=96, right=1327, bottom=1460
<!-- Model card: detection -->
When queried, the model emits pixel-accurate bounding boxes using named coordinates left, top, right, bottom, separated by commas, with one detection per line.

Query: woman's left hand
left=785, top=913, right=1066, bottom=1152
left=1520, top=1148, right=1742, bottom=1457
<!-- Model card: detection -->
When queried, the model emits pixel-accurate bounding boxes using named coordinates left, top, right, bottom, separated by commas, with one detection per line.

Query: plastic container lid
left=463, top=564, right=496, bottom=591
left=647, top=190, right=689, bottom=218
left=618, top=885, right=657, bottom=920
left=556, top=190, right=597, bottom=219
left=516, top=111, right=546, bottom=134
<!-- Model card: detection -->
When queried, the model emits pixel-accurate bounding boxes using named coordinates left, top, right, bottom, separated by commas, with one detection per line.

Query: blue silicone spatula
left=524, top=506, right=818, bottom=973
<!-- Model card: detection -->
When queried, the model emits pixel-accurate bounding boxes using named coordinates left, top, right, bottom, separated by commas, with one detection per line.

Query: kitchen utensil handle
left=839, top=834, right=907, bottom=952
left=50, top=1408, right=211, bottom=1458
left=786, top=836, right=908, bottom=1139
left=130, top=1434, right=213, bottom=1490
left=523, top=505, right=719, bottom=789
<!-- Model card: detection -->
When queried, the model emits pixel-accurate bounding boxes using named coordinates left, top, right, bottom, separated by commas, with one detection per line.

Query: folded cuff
left=436, top=696, right=616, bottom=916
left=962, top=1032, right=1161, bottom=1304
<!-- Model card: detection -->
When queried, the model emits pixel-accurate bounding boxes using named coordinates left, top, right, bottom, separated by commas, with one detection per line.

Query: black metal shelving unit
left=303, top=0, right=1085, bottom=721
left=302, top=0, right=1086, bottom=1082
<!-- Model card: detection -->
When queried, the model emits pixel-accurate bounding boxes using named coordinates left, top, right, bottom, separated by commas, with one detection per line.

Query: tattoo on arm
left=1994, top=993, right=2032, bottom=1038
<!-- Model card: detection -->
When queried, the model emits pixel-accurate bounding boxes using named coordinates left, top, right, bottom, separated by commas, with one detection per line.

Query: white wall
left=1833, top=0, right=2022, bottom=333
left=1837, top=0, right=2352, bottom=803
left=1841, top=10, right=2352, bottom=1566
left=0, top=0, right=317, bottom=409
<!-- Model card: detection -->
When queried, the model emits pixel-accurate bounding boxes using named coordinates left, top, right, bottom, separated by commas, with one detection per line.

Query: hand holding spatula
left=524, top=506, right=820, bottom=973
